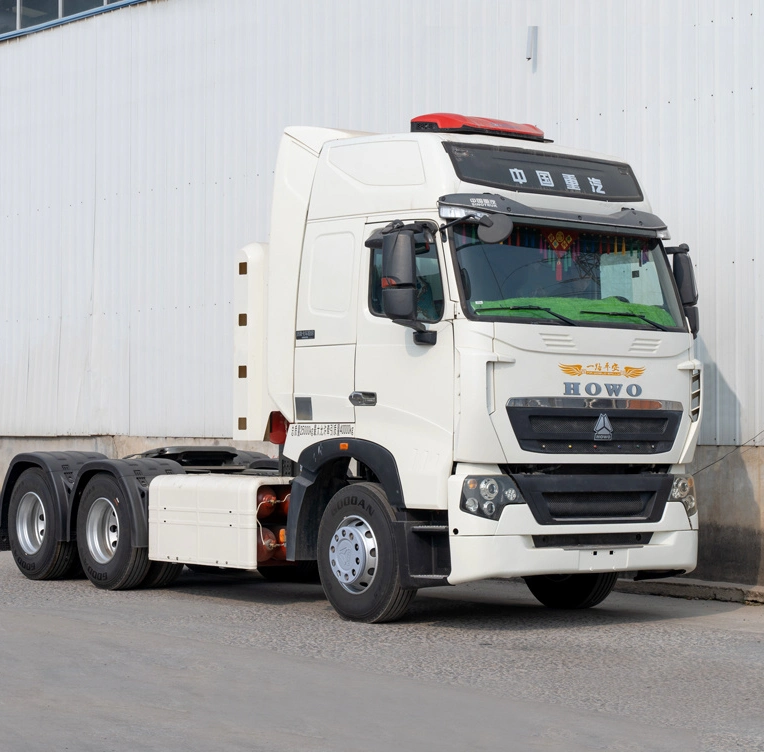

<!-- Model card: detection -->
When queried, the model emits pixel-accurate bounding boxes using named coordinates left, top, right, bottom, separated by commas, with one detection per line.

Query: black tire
left=317, top=482, right=416, bottom=623
left=8, top=467, right=79, bottom=580
left=523, top=572, right=618, bottom=609
left=76, top=474, right=150, bottom=590
left=141, top=561, right=184, bottom=588
left=259, top=561, right=320, bottom=583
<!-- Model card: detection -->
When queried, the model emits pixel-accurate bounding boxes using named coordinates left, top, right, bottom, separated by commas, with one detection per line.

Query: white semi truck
left=0, top=114, right=702, bottom=622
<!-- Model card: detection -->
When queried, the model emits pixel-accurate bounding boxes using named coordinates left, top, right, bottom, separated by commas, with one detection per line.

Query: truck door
left=293, top=220, right=362, bottom=424
left=354, top=222, right=454, bottom=510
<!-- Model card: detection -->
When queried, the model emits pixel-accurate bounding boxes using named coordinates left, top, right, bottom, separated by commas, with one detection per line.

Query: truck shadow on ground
left=171, top=568, right=328, bottom=606
left=400, top=591, right=681, bottom=631
left=171, top=569, right=689, bottom=630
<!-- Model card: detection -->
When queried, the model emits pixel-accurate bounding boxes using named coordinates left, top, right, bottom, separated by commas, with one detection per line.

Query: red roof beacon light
left=411, top=113, right=546, bottom=142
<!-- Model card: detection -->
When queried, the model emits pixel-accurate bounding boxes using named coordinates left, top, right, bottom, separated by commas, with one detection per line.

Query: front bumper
left=447, top=471, right=697, bottom=585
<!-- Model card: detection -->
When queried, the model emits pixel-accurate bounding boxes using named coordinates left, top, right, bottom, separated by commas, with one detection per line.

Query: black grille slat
left=529, top=416, right=668, bottom=435
left=508, top=405, right=682, bottom=455
left=544, top=491, right=650, bottom=518
left=533, top=532, right=653, bottom=548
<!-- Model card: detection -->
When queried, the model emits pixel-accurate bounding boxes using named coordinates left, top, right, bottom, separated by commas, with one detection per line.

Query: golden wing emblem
left=558, top=363, right=584, bottom=376
left=623, top=366, right=646, bottom=378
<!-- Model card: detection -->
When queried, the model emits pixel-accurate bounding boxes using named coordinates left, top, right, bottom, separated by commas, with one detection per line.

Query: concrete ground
left=1, top=554, right=763, bottom=752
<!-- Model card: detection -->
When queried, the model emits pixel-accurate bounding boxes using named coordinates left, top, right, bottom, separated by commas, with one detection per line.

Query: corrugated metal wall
left=0, top=0, right=759, bottom=444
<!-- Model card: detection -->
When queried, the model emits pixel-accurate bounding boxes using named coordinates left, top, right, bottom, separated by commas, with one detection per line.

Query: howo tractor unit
left=0, top=114, right=702, bottom=622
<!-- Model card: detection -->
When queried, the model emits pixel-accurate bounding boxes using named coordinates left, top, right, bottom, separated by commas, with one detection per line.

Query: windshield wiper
left=580, top=310, right=668, bottom=331
left=478, top=304, right=578, bottom=326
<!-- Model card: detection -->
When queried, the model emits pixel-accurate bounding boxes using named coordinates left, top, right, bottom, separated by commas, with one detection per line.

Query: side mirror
left=477, top=214, right=514, bottom=244
left=672, top=251, right=698, bottom=307
left=381, top=230, right=417, bottom=320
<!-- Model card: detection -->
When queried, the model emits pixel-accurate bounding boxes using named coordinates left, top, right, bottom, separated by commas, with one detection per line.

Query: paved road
left=0, top=552, right=763, bottom=752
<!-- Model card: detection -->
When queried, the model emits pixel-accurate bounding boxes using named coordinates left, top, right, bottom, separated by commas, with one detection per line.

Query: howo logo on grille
left=594, top=413, right=614, bottom=441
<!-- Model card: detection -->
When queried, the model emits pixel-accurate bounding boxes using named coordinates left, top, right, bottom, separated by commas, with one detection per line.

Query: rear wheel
left=8, top=468, right=78, bottom=580
left=523, top=572, right=618, bottom=609
left=317, top=482, right=415, bottom=623
left=76, top=474, right=150, bottom=590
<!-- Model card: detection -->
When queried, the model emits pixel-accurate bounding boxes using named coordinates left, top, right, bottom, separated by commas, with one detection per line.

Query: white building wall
left=0, top=0, right=760, bottom=445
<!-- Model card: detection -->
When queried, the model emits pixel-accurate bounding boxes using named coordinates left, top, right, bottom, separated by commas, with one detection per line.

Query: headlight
left=670, top=475, right=697, bottom=517
left=479, top=478, right=499, bottom=501
left=460, top=476, right=524, bottom=520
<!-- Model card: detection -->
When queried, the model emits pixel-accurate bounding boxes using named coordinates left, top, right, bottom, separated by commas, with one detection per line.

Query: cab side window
left=369, top=234, right=444, bottom=322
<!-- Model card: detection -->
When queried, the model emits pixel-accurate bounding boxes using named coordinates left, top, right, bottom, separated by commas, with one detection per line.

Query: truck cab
left=236, top=113, right=700, bottom=617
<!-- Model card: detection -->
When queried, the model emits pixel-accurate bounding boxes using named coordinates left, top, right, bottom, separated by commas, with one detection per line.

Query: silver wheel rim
left=86, top=497, right=120, bottom=564
left=16, top=492, right=46, bottom=555
left=328, top=515, right=378, bottom=594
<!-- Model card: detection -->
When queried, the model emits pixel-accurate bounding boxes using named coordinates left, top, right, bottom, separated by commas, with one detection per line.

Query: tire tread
left=141, top=561, right=184, bottom=589
left=371, top=586, right=417, bottom=624
left=114, top=547, right=151, bottom=590
left=46, top=541, right=79, bottom=580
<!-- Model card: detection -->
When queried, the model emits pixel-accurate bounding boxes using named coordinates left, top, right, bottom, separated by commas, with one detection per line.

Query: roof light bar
left=411, top=113, right=545, bottom=142
left=438, top=205, right=487, bottom=220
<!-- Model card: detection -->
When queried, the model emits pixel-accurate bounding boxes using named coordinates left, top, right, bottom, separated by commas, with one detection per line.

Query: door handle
left=349, top=391, right=377, bottom=406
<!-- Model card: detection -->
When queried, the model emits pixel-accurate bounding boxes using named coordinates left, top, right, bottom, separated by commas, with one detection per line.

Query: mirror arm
left=664, top=243, right=690, bottom=255
left=438, top=214, right=480, bottom=243
left=393, top=319, right=427, bottom=332
left=393, top=319, right=437, bottom=345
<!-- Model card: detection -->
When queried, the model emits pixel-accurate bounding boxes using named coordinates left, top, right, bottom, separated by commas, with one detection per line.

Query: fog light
left=480, top=499, right=496, bottom=516
left=479, top=478, right=499, bottom=501
left=465, top=497, right=479, bottom=513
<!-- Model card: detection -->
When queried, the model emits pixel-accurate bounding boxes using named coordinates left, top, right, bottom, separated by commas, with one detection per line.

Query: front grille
left=513, top=472, right=672, bottom=525
left=508, top=404, right=682, bottom=455
left=544, top=491, right=649, bottom=518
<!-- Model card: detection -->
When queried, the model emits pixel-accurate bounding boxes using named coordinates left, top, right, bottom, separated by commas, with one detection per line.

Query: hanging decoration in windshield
left=444, top=143, right=643, bottom=202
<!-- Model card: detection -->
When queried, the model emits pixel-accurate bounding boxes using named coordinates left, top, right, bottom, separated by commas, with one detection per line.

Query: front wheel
left=523, top=572, right=618, bottom=609
left=317, top=483, right=416, bottom=623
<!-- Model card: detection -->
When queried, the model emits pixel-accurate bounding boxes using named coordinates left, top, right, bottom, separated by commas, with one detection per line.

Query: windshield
left=452, top=222, right=685, bottom=330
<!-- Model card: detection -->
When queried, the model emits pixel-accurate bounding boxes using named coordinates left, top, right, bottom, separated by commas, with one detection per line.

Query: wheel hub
left=86, top=497, right=120, bottom=564
left=16, top=492, right=46, bottom=555
left=328, top=515, right=377, bottom=594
